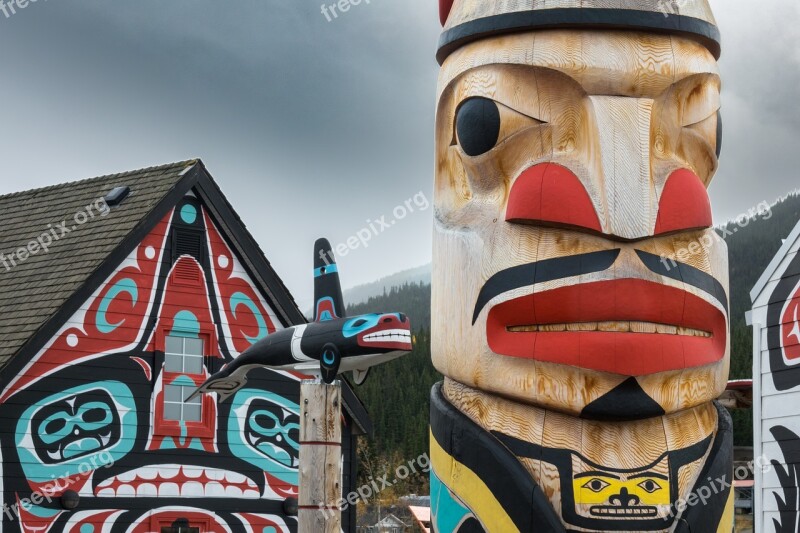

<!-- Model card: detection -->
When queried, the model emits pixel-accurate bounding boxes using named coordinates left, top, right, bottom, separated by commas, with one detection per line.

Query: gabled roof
left=0, top=159, right=372, bottom=433
left=750, top=217, right=800, bottom=303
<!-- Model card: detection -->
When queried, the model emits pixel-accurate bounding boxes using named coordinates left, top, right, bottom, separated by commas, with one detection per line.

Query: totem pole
left=429, top=1, right=733, bottom=532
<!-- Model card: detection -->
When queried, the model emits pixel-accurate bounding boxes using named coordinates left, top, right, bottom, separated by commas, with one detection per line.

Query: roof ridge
left=0, top=159, right=199, bottom=201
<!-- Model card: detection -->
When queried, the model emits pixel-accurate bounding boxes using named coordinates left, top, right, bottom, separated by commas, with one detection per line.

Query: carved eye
left=582, top=478, right=611, bottom=493
left=455, top=97, right=546, bottom=157
left=351, top=319, right=368, bottom=328
left=638, top=479, right=662, bottom=493
left=456, top=97, right=501, bottom=157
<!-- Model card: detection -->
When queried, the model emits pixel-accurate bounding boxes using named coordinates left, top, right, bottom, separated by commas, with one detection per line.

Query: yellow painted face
left=574, top=472, right=671, bottom=511
left=569, top=454, right=675, bottom=523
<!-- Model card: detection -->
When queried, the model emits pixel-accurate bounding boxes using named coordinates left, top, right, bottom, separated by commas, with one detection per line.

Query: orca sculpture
left=190, top=238, right=412, bottom=402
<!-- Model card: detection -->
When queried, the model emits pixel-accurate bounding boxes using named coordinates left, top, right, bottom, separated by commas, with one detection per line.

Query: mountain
left=343, top=264, right=431, bottom=306
left=350, top=191, right=800, bottom=488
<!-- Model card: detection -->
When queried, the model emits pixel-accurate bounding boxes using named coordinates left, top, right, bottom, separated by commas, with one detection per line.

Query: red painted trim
left=440, top=0, right=454, bottom=25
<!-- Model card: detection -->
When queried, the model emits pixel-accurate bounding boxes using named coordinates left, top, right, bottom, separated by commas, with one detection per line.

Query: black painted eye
left=582, top=478, right=610, bottom=493
left=456, top=97, right=501, bottom=157
left=638, top=479, right=662, bottom=493
left=352, top=319, right=367, bottom=328
left=715, top=110, right=723, bottom=158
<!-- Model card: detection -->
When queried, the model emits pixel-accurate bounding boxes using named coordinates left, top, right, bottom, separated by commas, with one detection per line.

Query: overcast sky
left=0, top=0, right=797, bottom=310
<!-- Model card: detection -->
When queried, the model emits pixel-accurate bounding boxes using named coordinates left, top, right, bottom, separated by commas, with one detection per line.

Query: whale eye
left=351, top=319, right=368, bottom=328
left=456, top=97, right=501, bottom=157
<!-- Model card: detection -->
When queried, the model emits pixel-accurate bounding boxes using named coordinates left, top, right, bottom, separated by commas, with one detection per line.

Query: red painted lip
left=486, top=279, right=727, bottom=376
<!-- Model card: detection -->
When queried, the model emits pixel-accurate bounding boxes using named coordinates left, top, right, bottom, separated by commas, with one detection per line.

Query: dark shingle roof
left=0, top=160, right=198, bottom=369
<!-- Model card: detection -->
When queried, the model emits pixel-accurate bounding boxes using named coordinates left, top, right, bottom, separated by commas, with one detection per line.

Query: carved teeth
left=508, top=321, right=711, bottom=338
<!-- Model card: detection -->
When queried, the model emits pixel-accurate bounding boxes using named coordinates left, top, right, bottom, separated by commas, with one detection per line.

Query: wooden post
left=298, top=380, right=342, bottom=533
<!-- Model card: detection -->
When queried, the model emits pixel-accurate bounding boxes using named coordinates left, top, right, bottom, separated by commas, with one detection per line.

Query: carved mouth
left=94, top=465, right=260, bottom=498
left=590, top=505, right=658, bottom=517
left=486, top=279, right=727, bottom=376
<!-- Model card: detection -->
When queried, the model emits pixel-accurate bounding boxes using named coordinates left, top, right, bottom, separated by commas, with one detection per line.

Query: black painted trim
left=341, top=379, right=373, bottom=435
left=437, top=8, right=721, bottom=65
left=472, top=249, right=621, bottom=324
left=636, top=249, right=729, bottom=314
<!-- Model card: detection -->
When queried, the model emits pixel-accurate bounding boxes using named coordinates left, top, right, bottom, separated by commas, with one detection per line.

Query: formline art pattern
left=1, top=196, right=303, bottom=532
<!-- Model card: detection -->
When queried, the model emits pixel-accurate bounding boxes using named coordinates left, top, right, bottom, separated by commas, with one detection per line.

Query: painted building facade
left=749, top=217, right=800, bottom=532
left=0, top=161, right=369, bottom=533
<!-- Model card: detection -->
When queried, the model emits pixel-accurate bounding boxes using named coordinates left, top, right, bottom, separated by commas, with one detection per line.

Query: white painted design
left=789, top=305, right=800, bottom=344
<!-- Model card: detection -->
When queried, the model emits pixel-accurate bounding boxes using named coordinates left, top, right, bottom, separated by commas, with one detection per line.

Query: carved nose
left=609, top=487, right=640, bottom=508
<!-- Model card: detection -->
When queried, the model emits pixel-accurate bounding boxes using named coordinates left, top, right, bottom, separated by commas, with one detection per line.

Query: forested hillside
left=349, top=191, right=800, bottom=491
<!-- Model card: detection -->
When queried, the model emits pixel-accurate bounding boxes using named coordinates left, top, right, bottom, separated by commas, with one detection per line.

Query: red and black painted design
left=0, top=196, right=303, bottom=533
left=768, top=251, right=800, bottom=391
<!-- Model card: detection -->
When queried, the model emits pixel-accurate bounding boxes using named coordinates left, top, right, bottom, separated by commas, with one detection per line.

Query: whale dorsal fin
left=313, top=238, right=346, bottom=322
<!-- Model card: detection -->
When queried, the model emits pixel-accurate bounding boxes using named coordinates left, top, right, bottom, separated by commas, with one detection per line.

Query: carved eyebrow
left=629, top=472, right=669, bottom=480
left=575, top=471, right=621, bottom=480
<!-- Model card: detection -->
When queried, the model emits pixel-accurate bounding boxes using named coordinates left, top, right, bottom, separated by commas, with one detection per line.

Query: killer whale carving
left=192, top=238, right=412, bottom=401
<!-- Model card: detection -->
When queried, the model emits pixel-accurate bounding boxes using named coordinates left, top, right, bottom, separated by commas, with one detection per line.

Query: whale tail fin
left=313, top=238, right=346, bottom=322
left=187, top=369, right=247, bottom=404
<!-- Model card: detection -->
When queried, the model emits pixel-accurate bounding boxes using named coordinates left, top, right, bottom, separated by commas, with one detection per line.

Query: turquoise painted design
left=171, top=310, right=200, bottom=337
left=24, top=505, right=61, bottom=519
left=80, top=524, right=95, bottom=533
left=158, top=436, right=207, bottom=452
left=263, top=527, right=278, bottom=533
left=342, top=314, right=401, bottom=338
left=322, top=350, right=336, bottom=365
left=230, top=292, right=269, bottom=344
left=16, top=381, right=136, bottom=484
left=431, top=470, right=473, bottom=533
left=168, top=375, right=198, bottom=388
left=97, top=278, right=138, bottom=334
left=39, top=402, right=113, bottom=446
left=313, top=264, right=338, bottom=277
left=228, top=388, right=300, bottom=486
left=180, top=204, right=198, bottom=224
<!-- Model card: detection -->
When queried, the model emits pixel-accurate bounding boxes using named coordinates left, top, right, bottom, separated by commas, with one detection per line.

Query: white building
left=748, top=218, right=800, bottom=532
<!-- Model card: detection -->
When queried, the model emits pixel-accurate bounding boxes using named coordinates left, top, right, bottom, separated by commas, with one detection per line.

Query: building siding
left=0, top=194, right=355, bottom=533
left=752, top=223, right=800, bottom=533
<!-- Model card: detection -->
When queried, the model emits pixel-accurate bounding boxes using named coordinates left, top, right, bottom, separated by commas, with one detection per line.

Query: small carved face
left=432, top=30, right=729, bottom=418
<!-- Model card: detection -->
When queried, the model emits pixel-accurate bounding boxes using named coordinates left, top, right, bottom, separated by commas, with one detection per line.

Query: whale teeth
left=362, top=329, right=412, bottom=343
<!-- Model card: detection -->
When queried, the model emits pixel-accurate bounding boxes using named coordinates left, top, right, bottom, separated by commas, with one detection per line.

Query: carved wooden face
left=432, top=30, right=730, bottom=419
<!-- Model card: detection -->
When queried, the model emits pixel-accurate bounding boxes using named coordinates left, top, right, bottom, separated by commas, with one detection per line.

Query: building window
left=163, top=336, right=204, bottom=422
